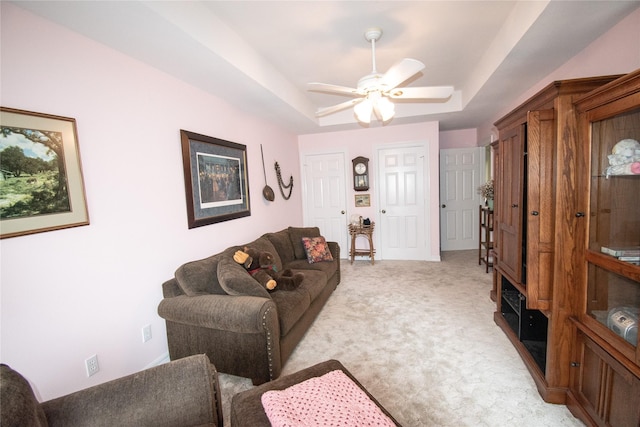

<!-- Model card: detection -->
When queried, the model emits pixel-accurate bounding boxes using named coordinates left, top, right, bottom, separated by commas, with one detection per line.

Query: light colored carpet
left=219, top=250, right=585, bottom=426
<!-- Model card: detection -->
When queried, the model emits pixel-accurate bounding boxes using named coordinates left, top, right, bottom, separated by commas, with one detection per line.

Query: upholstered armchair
left=0, top=354, right=222, bottom=427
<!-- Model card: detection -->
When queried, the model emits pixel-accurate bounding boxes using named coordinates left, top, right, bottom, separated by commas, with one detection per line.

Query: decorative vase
left=488, top=199, right=494, bottom=209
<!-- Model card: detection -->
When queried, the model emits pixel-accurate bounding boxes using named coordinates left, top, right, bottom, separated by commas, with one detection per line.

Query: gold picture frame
left=355, top=194, right=370, bottom=207
left=0, top=107, right=89, bottom=238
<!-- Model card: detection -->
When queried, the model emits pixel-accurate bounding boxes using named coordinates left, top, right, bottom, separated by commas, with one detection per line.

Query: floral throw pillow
left=301, top=236, right=334, bottom=264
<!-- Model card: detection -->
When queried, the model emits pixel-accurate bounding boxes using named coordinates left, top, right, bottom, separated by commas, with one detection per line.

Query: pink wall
left=479, top=8, right=640, bottom=142
left=439, top=128, right=479, bottom=149
left=0, top=3, right=302, bottom=401
left=2, top=1, right=639, bottom=403
left=299, top=122, right=441, bottom=261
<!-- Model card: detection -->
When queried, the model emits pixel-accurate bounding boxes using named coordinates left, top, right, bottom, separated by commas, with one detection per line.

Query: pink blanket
left=261, top=369, right=396, bottom=427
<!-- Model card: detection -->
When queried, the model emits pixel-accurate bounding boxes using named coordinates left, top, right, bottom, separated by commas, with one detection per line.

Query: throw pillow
left=288, top=226, right=321, bottom=259
left=302, top=236, right=334, bottom=264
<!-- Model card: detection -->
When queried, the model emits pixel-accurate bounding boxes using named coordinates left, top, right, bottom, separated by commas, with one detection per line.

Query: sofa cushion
left=293, top=269, right=328, bottom=302
left=263, top=229, right=295, bottom=266
left=175, top=255, right=226, bottom=296
left=270, top=288, right=310, bottom=336
left=286, top=258, right=337, bottom=279
left=301, top=236, right=334, bottom=263
left=288, top=226, right=321, bottom=260
left=0, top=364, right=48, bottom=427
left=217, top=255, right=272, bottom=299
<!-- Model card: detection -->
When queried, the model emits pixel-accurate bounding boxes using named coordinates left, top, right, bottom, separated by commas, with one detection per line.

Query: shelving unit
left=500, top=278, right=548, bottom=373
left=478, top=205, right=494, bottom=272
left=566, top=69, right=640, bottom=427
left=492, top=69, right=640, bottom=424
left=492, top=74, right=621, bottom=405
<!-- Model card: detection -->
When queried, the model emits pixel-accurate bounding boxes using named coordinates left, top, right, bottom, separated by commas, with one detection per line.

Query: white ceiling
left=12, top=1, right=640, bottom=135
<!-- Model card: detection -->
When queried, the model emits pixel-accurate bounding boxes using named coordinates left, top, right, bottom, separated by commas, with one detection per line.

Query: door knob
left=575, top=212, right=585, bottom=217
left=441, top=204, right=446, bottom=208
left=341, top=210, right=345, bottom=214
left=512, top=204, right=518, bottom=208
left=531, top=211, right=539, bottom=216
left=381, top=210, right=386, bottom=214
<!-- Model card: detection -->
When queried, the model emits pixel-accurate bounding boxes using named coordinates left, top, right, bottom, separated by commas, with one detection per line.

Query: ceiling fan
left=308, top=28, right=454, bottom=124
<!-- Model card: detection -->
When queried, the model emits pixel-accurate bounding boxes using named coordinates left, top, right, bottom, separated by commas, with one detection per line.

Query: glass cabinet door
left=585, top=106, right=640, bottom=357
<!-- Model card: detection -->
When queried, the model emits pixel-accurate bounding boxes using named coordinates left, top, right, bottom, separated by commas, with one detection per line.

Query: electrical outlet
left=142, top=324, right=152, bottom=343
left=85, top=354, right=99, bottom=377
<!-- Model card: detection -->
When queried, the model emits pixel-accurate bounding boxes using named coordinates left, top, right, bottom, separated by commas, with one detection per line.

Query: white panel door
left=302, top=152, right=348, bottom=254
left=377, top=145, right=427, bottom=260
left=439, top=147, right=485, bottom=251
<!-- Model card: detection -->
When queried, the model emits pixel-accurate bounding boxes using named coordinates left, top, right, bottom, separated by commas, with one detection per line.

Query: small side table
left=349, top=222, right=375, bottom=265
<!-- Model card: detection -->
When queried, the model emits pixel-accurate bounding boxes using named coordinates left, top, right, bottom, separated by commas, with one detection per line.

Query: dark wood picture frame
left=180, top=129, right=250, bottom=228
left=0, top=107, right=89, bottom=239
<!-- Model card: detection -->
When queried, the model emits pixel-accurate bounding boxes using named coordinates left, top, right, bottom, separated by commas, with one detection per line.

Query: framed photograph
left=180, top=129, right=250, bottom=228
left=0, top=107, right=89, bottom=239
left=355, top=194, right=370, bottom=207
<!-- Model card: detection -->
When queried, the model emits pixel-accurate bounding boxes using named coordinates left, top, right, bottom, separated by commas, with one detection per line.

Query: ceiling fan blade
left=381, top=58, right=425, bottom=89
left=308, top=82, right=362, bottom=97
left=316, top=98, right=364, bottom=117
left=387, top=86, right=454, bottom=99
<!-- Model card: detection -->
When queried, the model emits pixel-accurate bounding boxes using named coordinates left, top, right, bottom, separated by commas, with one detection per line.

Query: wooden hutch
left=492, top=76, right=621, bottom=402
left=493, top=69, right=640, bottom=426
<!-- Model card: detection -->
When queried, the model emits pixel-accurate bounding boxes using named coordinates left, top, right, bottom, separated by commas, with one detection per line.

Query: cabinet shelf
left=499, top=278, right=548, bottom=374
left=586, top=250, right=640, bottom=281
left=593, top=174, right=640, bottom=178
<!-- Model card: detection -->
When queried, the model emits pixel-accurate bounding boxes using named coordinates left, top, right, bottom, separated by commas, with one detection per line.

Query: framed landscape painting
left=355, top=194, right=370, bottom=207
left=180, top=129, right=250, bottom=228
left=0, top=107, right=89, bottom=239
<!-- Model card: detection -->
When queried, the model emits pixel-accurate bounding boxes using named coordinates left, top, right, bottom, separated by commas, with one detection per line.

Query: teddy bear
left=605, top=138, right=640, bottom=177
left=233, top=246, right=304, bottom=292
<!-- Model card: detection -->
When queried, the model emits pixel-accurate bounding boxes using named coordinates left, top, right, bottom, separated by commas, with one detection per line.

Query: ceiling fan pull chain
left=274, top=162, right=293, bottom=200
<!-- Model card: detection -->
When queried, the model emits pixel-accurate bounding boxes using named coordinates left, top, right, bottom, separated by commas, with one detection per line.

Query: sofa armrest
left=42, top=354, right=222, bottom=427
left=328, top=241, right=341, bottom=283
left=158, top=294, right=276, bottom=334
left=328, top=241, right=340, bottom=260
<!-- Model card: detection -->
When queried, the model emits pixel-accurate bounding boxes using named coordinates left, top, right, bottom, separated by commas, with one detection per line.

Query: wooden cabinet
left=478, top=206, right=494, bottom=273
left=493, top=75, right=621, bottom=404
left=566, top=69, right=640, bottom=427
left=495, top=124, right=524, bottom=282
left=568, top=327, right=640, bottom=427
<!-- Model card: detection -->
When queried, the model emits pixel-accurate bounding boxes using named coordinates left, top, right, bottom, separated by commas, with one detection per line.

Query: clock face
left=355, top=163, right=367, bottom=175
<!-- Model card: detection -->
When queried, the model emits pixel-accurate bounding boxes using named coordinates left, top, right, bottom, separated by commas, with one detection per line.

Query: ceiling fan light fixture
left=377, top=96, right=395, bottom=122
left=309, top=27, right=452, bottom=124
left=354, top=97, right=373, bottom=123
left=354, top=92, right=394, bottom=124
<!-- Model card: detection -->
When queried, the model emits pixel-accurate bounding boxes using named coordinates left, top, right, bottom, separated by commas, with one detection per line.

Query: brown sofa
left=158, top=227, right=340, bottom=385
left=0, top=354, right=222, bottom=427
